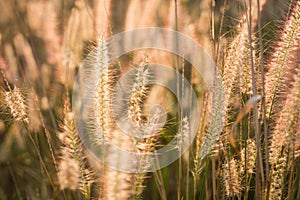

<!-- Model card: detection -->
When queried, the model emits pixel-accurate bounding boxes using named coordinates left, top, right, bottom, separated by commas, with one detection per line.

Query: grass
left=0, top=0, right=299, bottom=199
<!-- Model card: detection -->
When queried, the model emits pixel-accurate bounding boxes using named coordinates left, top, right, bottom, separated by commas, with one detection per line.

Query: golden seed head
left=4, top=87, right=29, bottom=123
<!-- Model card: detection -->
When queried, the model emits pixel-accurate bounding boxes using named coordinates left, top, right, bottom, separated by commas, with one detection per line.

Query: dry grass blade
left=229, top=95, right=261, bottom=148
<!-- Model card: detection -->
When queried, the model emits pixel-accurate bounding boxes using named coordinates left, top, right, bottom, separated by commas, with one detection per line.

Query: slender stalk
left=297, top=173, right=300, bottom=200
left=216, top=0, right=227, bottom=66
left=256, top=0, right=269, bottom=187
left=212, top=156, right=217, bottom=200
left=245, top=0, right=264, bottom=199
left=174, top=1, right=183, bottom=199
left=181, top=60, right=191, bottom=200
left=153, top=154, right=167, bottom=200
left=7, top=162, right=22, bottom=200
left=287, top=150, right=295, bottom=199
left=185, top=151, right=190, bottom=200
left=193, top=93, right=209, bottom=199
left=211, top=0, right=216, bottom=59
left=27, top=131, right=56, bottom=192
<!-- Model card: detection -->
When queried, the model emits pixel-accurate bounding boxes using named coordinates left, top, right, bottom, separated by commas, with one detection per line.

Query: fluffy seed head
left=269, top=153, right=287, bottom=200
left=58, top=150, right=80, bottom=190
left=265, top=1, right=300, bottom=118
left=222, top=158, right=242, bottom=197
left=240, top=139, right=256, bottom=174
left=4, top=87, right=29, bottom=123
left=128, top=59, right=150, bottom=127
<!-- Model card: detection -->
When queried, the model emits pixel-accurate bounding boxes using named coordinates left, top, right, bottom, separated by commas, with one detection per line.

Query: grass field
left=0, top=0, right=299, bottom=199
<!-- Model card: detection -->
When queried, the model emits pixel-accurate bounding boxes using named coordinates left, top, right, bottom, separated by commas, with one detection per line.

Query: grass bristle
left=1, top=0, right=300, bottom=199
left=222, top=158, right=242, bottom=197
left=3, top=87, right=29, bottom=124
left=58, top=97, right=94, bottom=198
left=265, top=1, right=300, bottom=119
